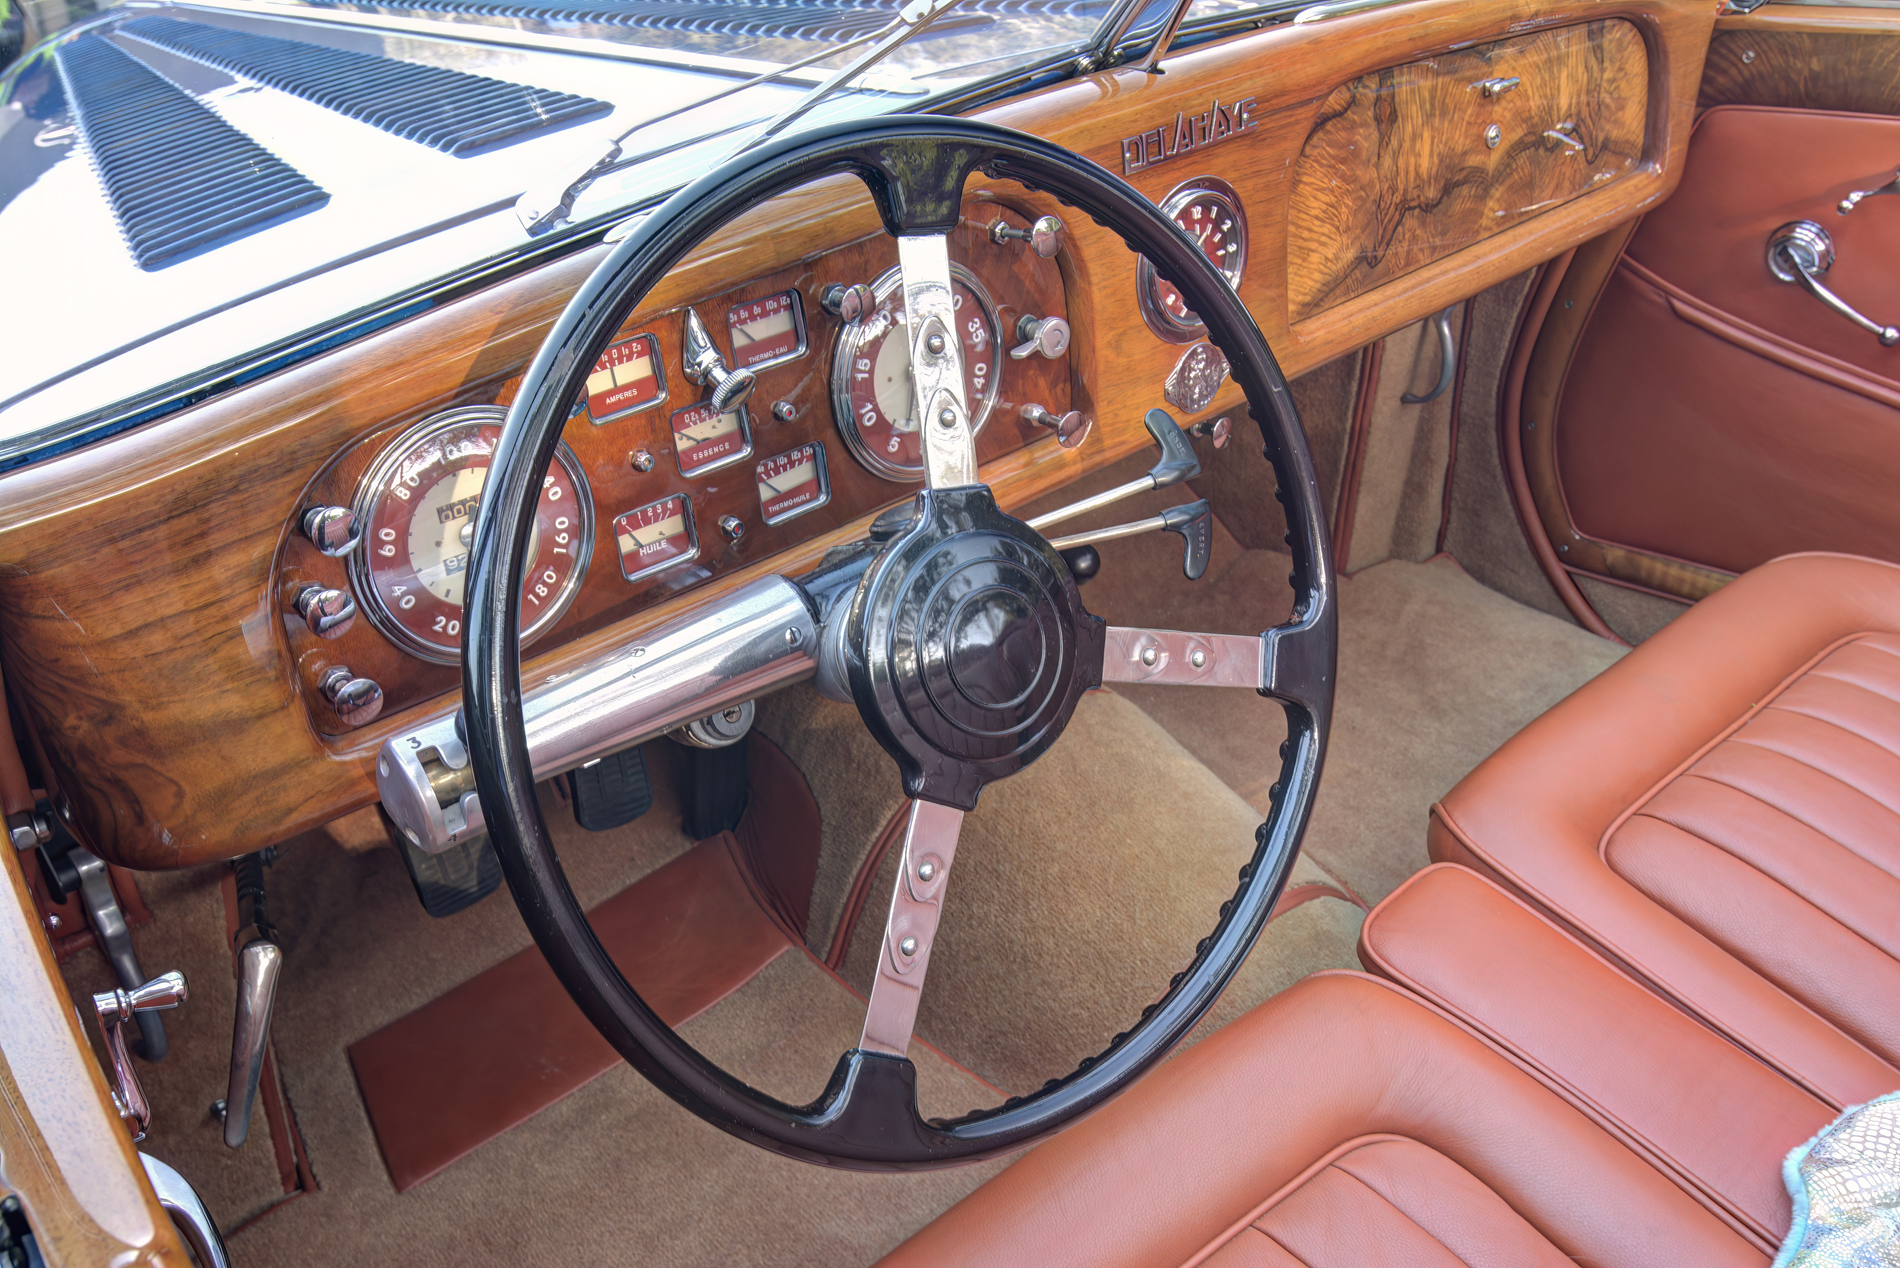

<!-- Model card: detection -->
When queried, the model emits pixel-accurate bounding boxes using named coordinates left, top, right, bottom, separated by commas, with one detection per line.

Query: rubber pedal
left=566, top=745, right=654, bottom=832
left=396, top=829, right=501, bottom=919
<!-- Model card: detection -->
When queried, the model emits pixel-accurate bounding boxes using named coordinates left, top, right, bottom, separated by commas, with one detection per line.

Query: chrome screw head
left=926, top=332, right=947, bottom=355
left=630, top=449, right=656, bottom=472
left=1190, top=649, right=1207, bottom=669
left=917, top=861, right=937, bottom=882
left=1484, top=123, right=1502, bottom=148
left=1140, top=645, right=1159, bottom=667
left=898, top=936, right=919, bottom=957
left=938, top=407, right=957, bottom=428
left=722, top=707, right=744, bottom=725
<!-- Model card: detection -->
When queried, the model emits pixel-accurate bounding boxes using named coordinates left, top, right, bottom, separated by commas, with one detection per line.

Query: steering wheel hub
left=846, top=487, right=1104, bottom=811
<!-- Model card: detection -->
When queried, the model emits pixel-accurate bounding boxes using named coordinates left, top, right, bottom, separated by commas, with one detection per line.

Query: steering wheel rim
left=463, top=115, right=1337, bottom=1169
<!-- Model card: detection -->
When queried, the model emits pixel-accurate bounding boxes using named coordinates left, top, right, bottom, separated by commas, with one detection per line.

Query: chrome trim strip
left=1292, top=0, right=1413, bottom=23
left=141, top=1153, right=232, bottom=1268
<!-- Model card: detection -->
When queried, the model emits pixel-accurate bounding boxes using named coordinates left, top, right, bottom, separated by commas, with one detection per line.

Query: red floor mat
left=348, top=834, right=789, bottom=1192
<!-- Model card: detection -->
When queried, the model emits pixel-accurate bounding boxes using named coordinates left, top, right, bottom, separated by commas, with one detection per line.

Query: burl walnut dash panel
left=1288, top=20, right=1648, bottom=323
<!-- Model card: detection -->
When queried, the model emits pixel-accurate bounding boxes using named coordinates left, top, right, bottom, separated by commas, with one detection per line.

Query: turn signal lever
left=1026, top=408, right=1200, bottom=534
left=1767, top=220, right=1900, bottom=347
left=1047, top=498, right=1214, bottom=581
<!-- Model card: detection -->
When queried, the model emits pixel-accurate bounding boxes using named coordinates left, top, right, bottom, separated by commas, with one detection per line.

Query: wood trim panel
left=0, top=0, right=1716, bottom=870
left=1703, top=9, right=1900, bottom=116
left=1289, top=20, right=1649, bottom=322
left=0, top=813, right=187, bottom=1265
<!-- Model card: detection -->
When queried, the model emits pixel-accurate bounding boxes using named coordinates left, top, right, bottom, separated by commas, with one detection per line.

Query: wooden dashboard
left=0, top=0, right=1714, bottom=870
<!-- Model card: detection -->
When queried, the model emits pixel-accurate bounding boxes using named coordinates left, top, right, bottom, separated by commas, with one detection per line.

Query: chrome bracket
left=896, top=234, right=978, bottom=488
left=1101, top=626, right=1266, bottom=689
left=859, top=801, right=963, bottom=1057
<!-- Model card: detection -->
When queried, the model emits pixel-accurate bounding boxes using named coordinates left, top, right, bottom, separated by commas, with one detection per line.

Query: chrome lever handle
left=1400, top=305, right=1457, bottom=404
left=1839, top=168, right=1900, bottom=215
left=223, top=940, right=283, bottom=1148
left=1767, top=221, right=1900, bottom=347
left=93, top=970, right=188, bottom=1141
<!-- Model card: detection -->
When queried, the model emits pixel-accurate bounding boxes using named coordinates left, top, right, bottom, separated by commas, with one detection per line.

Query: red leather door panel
left=1554, top=106, right=1900, bottom=581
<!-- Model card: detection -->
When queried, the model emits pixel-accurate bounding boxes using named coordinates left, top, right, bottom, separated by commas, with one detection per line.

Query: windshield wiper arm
left=515, top=0, right=964, bottom=235
left=743, top=0, right=964, bottom=147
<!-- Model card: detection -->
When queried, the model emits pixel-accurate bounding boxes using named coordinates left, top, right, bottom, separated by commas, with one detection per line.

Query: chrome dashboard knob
left=295, top=584, right=356, bottom=639
left=1011, top=315, right=1071, bottom=361
left=819, top=282, right=875, bottom=325
left=680, top=306, right=755, bottom=413
left=990, top=214, right=1063, bottom=258
left=299, top=505, right=362, bottom=557
left=319, top=666, right=383, bottom=727
left=1021, top=402, right=1090, bottom=449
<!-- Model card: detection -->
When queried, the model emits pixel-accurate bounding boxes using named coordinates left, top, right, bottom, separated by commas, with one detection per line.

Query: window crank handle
left=1766, top=221, right=1900, bottom=348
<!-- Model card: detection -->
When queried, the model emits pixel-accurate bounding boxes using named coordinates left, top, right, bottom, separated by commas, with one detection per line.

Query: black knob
left=1058, top=545, right=1099, bottom=584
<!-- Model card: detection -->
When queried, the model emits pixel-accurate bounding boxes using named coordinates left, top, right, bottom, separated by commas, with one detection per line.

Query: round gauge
left=1137, top=176, right=1248, bottom=344
left=349, top=406, right=594, bottom=663
left=831, top=263, right=1000, bottom=482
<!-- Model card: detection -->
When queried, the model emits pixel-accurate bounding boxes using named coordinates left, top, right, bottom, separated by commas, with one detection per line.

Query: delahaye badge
left=1121, top=96, right=1260, bottom=175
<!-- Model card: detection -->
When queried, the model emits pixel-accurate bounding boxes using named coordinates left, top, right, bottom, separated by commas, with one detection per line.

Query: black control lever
left=1047, top=498, right=1213, bottom=580
left=1026, top=409, right=1200, bottom=534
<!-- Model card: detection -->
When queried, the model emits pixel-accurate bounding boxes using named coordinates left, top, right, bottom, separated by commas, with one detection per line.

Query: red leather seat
left=877, top=972, right=1766, bottom=1268
left=1431, top=552, right=1900, bottom=1110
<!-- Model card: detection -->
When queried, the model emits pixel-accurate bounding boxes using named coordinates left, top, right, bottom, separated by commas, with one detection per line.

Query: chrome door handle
left=1839, top=168, right=1900, bottom=215
left=1767, top=220, right=1900, bottom=347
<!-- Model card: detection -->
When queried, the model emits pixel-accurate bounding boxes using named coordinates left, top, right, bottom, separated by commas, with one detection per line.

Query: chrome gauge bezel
left=726, top=289, right=809, bottom=374
left=1137, top=176, right=1249, bottom=344
left=830, top=263, right=1001, bottom=483
left=349, top=405, right=595, bottom=664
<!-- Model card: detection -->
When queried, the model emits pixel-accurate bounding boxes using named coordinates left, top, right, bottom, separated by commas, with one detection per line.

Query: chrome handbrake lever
left=1048, top=498, right=1213, bottom=580
left=1026, top=408, right=1200, bottom=534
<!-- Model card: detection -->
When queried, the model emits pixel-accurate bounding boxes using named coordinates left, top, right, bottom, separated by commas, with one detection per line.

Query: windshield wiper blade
left=514, top=0, right=964, bottom=235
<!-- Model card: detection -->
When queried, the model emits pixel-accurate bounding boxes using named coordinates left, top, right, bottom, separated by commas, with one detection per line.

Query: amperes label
left=1121, top=96, right=1259, bottom=175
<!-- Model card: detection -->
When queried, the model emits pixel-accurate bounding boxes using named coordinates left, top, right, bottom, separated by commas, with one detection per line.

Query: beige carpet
left=1075, top=541, right=1626, bottom=903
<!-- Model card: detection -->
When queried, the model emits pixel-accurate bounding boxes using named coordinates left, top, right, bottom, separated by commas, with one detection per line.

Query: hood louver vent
left=121, top=17, right=613, bottom=155
left=55, top=34, right=329, bottom=269
left=283, top=0, right=970, bottom=43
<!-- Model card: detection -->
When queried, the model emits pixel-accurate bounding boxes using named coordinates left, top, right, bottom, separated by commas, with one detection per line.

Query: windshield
left=0, top=0, right=1295, bottom=461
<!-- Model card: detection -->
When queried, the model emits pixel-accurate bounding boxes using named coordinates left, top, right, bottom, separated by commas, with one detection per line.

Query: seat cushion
left=1431, top=552, right=1900, bottom=1109
left=1361, top=864, right=1834, bottom=1252
left=876, top=973, right=1763, bottom=1268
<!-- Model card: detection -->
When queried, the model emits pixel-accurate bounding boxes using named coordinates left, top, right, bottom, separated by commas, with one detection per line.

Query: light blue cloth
left=1775, top=1089, right=1900, bottom=1267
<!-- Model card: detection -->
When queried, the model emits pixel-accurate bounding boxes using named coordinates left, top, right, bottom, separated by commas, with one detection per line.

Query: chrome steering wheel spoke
left=1102, top=619, right=1333, bottom=723
left=895, top=232, right=979, bottom=488
left=859, top=800, right=965, bottom=1057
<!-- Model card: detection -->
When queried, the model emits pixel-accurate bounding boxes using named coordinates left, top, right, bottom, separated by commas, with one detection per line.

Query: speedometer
left=1137, top=176, right=1247, bottom=343
left=349, top=406, right=594, bottom=663
left=830, top=263, right=1000, bottom=482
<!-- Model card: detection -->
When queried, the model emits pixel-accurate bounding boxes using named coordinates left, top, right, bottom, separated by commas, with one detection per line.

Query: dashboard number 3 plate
left=350, top=406, right=595, bottom=663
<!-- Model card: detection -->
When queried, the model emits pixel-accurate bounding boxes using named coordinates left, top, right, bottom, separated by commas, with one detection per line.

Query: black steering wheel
left=463, top=116, right=1336, bottom=1169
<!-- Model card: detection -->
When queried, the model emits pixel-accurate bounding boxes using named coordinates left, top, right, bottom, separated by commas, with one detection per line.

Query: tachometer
left=1138, top=176, right=1247, bottom=343
left=830, top=263, right=999, bottom=482
left=350, top=406, right=593, bottom=663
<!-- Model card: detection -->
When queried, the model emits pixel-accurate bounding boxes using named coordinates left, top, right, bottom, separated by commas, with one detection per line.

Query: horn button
left=846, top=488, right=1105, bottom=810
